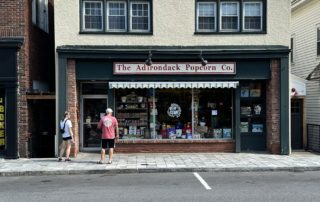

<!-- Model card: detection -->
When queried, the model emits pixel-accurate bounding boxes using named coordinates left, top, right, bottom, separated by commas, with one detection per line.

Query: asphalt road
left=0, top=171, right=320, bottom=202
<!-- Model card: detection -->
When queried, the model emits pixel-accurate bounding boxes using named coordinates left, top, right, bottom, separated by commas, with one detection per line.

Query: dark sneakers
left=65, top=158, right=71, bottom=162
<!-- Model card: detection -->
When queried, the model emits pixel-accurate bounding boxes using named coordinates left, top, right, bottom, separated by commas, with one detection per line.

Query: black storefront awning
left=306, top=62, right=320, bottom=80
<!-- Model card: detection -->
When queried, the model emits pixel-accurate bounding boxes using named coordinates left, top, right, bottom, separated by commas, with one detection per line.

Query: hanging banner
left=113, top=62, right=236, bottom=75
left=0, top=89, right=5, bottom=149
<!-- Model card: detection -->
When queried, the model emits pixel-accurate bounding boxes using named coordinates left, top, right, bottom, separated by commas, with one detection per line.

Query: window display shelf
left=117, top=108, right=148, bottom=111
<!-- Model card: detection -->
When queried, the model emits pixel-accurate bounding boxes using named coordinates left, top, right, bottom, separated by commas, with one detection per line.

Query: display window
left=115, top=88, right=234, bottom=140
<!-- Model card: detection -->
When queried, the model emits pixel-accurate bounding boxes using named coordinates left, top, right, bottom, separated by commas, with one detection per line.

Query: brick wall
left=266, top=59, right=281, bottom=154
left=67, top=59, right=79, bottom=157
left=0, top=0, right=55, bottom=157
left=116, top=140, right=235, bottom=153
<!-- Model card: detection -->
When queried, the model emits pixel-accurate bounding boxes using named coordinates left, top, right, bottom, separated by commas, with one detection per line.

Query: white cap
left=106, top=108, right=113, bottom=114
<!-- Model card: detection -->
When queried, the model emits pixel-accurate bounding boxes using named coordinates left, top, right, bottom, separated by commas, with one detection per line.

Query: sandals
left=107, top=160, right=112, bottom=164
left=97, top=160, right=104, bottom=164
left=58, top=157, right=63, bottom=162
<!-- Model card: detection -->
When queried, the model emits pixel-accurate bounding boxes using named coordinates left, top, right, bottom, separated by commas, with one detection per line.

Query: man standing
left=97, top=108, right=119, bottom=164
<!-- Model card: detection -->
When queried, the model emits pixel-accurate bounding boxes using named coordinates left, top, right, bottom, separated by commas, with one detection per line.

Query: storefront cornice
left=0, top=37, right=24, bottom=49
left=56, top=45, right=290, bottom=59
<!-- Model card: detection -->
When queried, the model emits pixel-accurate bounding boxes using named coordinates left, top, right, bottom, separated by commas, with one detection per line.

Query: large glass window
left=130, top=2, right=150, bottom=32
left=115, top=88, right=234, bottom=140
left=220, top=2, right=239, bottom=31
left=83, top=1, right=103, bottom=31
left=107, top=1, right=127, bottom=31
left=243, top=2, right=262, bottom=31
left=197, top=2, right=216, bottom=32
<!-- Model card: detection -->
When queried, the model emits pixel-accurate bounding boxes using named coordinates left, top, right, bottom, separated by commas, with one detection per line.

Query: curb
left=1, top=166, right=320, bottom=177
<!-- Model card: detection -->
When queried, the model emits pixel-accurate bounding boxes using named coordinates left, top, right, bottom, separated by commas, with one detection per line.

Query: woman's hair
left=64, top=111, right=69, bottom=118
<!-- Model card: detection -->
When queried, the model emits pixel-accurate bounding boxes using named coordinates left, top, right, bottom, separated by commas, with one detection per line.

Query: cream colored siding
left=54, top=0, right=290, bottom=47
left=291, top=0, right=320, bottom=125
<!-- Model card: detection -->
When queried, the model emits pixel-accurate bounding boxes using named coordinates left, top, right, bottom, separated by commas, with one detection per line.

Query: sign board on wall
left=0, top=89, right=5, bottom=148
left=113, top=62, right=236, bottom=75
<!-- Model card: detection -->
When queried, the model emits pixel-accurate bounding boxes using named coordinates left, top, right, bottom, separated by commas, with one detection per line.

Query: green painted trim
left=235, top=86, right=241, bottom=152
left=56, top=45, right=290, bottom=60
left=107, top=88, right=114, bottom=110
left=280, top=57, right=290, bottom=155
left=0, top=38, right=24, bottom=48
left=58, top=57, right=67, bottom=145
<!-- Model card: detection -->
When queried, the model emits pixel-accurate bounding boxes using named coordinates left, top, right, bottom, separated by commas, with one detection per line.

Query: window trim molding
left=196, top=1, right=217, bottom=32
left=242, top=1, right=263, bottom=32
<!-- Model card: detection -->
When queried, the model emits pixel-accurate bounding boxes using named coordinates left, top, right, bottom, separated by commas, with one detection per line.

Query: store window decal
left=0, top=93, right=5, bottom=147
left=167, top=103, right=181, bottom=118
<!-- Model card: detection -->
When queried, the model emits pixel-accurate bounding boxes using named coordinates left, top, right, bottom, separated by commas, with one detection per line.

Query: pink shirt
left=98, top=115, right=118, bottom=139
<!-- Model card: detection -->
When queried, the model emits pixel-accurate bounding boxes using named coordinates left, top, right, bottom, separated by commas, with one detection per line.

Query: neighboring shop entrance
left=291, top=99, right=303, bottom=149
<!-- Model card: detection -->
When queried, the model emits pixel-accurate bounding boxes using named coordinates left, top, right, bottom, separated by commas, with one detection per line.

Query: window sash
left=83, top=1, right=103, bottom=31
left=197, top=2, right=216, bottom=32
left=220, top=2, right=239, bottom=31
left=107, top=1, right=127, bottom=31
left=130, top=2, right=150, bottom=32
left=243, top=2, right=262, bottom=31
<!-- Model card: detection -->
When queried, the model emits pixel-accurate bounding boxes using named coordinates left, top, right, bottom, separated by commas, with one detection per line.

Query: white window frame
left=129, top=1, right=150, bottom=32
left=106, top=1, right=127, bottom=32
left=82, top=0, right=104, bottom=31
left=196, top=2, right=217, bottom=32
left=220, top=2, right=240, bottom=32
left=242, top=1, right=263, bottom=32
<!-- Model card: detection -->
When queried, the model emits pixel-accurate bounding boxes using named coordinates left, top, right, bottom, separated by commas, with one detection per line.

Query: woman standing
left=58, top=111, right=75, bottom=161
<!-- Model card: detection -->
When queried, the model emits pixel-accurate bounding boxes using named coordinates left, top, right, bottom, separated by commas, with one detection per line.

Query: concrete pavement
left=0, top=151, right=320, bottom=176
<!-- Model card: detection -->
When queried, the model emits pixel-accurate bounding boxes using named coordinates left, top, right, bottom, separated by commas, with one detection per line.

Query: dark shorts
left=101, top=139, right=115, bottom=149
left=63, top=136, right=72, bottom=141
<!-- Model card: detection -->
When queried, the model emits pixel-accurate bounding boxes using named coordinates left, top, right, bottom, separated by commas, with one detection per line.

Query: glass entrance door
left=81, top=95, right=107, bottom=150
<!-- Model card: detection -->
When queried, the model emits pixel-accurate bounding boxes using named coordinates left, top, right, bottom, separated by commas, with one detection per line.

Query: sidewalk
left=0, top=152, right=320, bottom=176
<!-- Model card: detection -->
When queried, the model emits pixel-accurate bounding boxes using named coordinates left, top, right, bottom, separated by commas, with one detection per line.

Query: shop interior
left=115, top=88, right=233, bottom=140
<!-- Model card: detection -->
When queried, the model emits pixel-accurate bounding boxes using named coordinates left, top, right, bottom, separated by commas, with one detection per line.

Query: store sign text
left=0, top=92, right=5, bottom=147
left=113, top=62, right=236, bottom=75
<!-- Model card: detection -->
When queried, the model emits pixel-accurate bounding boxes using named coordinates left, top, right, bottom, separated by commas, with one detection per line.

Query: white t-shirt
left=60, top=119, right=72, bottom=138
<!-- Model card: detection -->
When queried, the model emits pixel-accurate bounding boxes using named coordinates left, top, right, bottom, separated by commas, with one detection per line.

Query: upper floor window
left=196, top=2, right=216, bottom=32
left=83, top=1, right=103, bottom=31
left=107, top=1, right=127, bottom=31
left=195, top=0, right=266, bottom=34
left=317, top=28, right=320, bottom=56
left=243, top=2, right=262, bottom=31
left=220, top=2, right=239, bottom=31
left=32, top=0, right=49, bottom=33
left=130, top=2, right=150, bottom=32
left=81, top=0, right=152, bottom=33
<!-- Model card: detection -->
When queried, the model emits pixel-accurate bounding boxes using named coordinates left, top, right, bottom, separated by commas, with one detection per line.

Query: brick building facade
left=0, top=0, right=55, bottom=158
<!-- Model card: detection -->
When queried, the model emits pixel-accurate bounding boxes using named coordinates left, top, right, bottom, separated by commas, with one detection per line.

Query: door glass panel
left=83, top=98, right=107, bottom=148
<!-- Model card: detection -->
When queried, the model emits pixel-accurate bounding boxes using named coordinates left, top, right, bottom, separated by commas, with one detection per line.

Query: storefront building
left=56, top=46, right=289, bottom=154
left=55, top=0, right=291, bottom=155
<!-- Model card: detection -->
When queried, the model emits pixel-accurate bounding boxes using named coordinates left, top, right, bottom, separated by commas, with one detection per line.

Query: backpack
left=60, top=119, right=68, bottom=134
